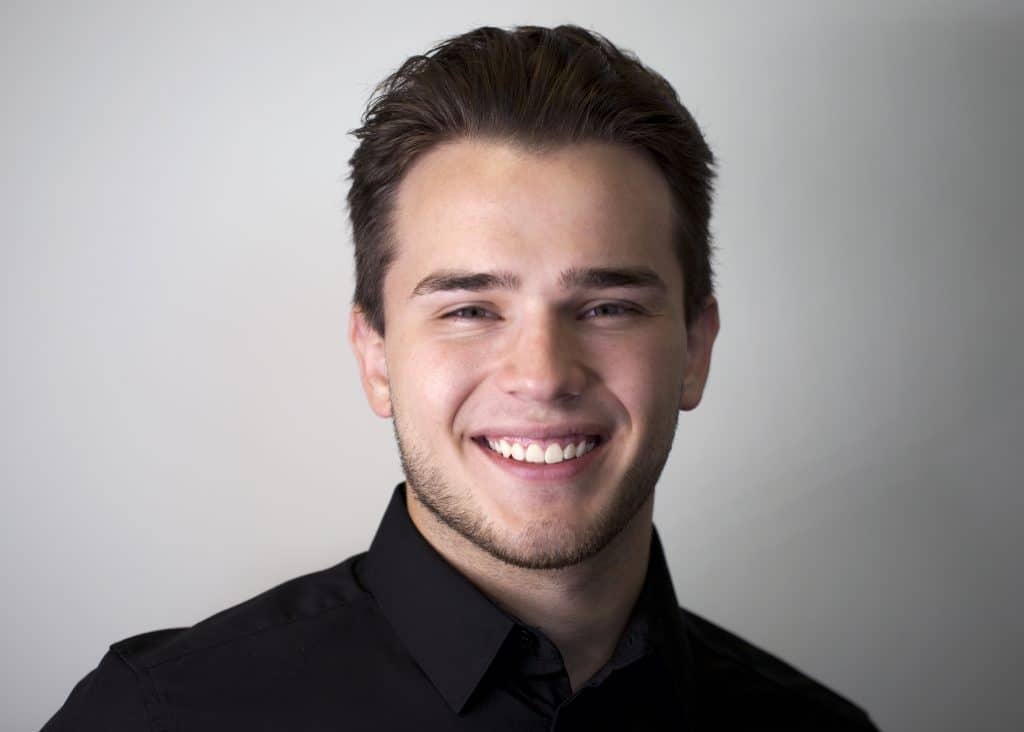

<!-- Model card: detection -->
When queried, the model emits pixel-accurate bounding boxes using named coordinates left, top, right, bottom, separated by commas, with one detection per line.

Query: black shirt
left=43, top=484, right=879, bottom=731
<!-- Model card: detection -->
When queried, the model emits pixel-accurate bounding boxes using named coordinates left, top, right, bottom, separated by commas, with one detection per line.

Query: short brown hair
left=347, top=24, right=716, bottom=333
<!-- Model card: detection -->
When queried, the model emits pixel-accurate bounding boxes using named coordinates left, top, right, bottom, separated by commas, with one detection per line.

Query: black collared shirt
left=43, top=484, right=879, bottom=730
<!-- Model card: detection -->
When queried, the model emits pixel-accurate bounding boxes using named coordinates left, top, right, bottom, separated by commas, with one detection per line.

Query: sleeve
left=40, top=651, right=152, bottom=731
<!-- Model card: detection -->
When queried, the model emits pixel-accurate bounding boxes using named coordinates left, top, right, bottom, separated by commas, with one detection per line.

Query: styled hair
left=347, top=24, right=716, bottom=333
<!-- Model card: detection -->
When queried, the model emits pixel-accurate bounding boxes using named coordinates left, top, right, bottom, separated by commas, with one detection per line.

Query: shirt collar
left=357, top=483, right=694, bottom=714
left=357, top=484, right=516, bottom=713
left=640, top=526, right=698, bottom=709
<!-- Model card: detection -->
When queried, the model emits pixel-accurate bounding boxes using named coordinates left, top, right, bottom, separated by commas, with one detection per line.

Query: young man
left=44, top=25, right=878, bottom=731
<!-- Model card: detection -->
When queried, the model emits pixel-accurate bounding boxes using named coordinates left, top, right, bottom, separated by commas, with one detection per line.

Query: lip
left=472, top=434, right=606, bottom=482
left=470, top=423, right=610, bottom=442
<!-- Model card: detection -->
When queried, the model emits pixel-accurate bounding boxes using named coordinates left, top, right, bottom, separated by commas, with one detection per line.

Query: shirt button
left=516, top=627, right=536, bottom=651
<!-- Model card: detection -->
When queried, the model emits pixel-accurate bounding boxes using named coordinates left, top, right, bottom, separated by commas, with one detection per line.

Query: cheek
left=391, top=337, right=484, bottom=433
left=591, top=331, right=686, bottom=420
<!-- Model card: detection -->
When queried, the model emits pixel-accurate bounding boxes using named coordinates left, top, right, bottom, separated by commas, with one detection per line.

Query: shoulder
left=111, top=552, right=371, bottom=672
left=44, top=554, right=373, bottom=730
left=680, top=607, right=880, bottom=731
left=41, top=644, right=157, bottom=731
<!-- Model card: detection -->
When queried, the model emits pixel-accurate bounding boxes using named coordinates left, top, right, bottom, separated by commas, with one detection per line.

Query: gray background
left=3, top=1, right=1021, bottom=730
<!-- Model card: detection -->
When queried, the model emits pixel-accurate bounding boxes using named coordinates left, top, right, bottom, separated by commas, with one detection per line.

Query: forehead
left=388, top=139, right=681, bottom=291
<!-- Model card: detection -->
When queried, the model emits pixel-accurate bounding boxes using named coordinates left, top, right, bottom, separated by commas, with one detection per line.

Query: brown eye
left=444, top=306, right=496, bottom=320
left=582, top=303, right=638, bottom=319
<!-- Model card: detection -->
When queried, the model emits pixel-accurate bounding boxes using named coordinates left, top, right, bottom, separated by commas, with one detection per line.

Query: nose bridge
left=498, top=305, right=585, bottom=402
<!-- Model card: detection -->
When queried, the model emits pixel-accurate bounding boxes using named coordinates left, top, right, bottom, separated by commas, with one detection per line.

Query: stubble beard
left=392, top=403, right=680, bottom=571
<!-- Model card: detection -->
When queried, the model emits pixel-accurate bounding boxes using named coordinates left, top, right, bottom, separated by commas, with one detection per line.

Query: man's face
left=351, top=140, right=717, bottom=569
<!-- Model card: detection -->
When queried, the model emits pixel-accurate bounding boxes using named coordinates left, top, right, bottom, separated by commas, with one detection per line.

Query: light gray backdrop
left=3, top=1, right=1021, bottom=730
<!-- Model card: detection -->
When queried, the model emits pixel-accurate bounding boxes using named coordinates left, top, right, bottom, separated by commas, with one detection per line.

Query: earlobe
left=679, top=296, right=720, bottom=412
left=349, top=307, right=393, bottom=418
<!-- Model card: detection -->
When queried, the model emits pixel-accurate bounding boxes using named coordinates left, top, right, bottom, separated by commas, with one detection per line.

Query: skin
left=350, top=139, right=719, bottom=691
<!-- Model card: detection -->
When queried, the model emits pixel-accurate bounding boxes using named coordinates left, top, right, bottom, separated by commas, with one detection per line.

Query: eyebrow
left=410, top=270, right=522, bottom=297
left=558, top=266, right=666, bottom=292
left=410, top=266, right=666, bottom=298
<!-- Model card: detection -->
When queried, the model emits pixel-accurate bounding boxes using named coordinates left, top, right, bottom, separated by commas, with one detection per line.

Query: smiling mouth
left=472, top=435, right=604, bottom=464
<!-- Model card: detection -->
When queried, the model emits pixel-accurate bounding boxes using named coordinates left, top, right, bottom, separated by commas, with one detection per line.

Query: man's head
left=348, top=24, right=716, bottom=335
left=348, top=25, right=719, bottom=570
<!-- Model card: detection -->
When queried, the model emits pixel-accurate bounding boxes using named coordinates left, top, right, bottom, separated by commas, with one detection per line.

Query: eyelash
left=442, top=303, right=640, bottom=320
left=581, top=303, right=638, bottom=319
left=443, top=306, right=497, bottom=320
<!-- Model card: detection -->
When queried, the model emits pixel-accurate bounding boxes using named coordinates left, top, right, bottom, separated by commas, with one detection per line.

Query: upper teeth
left=484, top=438, right=596, bottom=464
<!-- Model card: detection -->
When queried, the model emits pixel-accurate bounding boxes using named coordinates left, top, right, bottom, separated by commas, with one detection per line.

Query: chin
left=478, top=522, right=613, bottom=570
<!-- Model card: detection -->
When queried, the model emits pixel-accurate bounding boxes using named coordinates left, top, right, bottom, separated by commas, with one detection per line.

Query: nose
left=495, top=309, right=587, bottom=404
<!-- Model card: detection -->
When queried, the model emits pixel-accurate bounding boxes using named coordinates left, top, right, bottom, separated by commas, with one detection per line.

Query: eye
left=442, top=305, right=497, bottom=320
left=581, top=302, right=640, bottom=319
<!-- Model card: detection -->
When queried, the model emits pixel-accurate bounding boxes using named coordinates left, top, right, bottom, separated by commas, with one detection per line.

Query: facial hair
left=392, top=399, right=680, bottom=570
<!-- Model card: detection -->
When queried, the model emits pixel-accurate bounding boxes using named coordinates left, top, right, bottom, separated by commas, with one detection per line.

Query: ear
left=349, top=307, right=392, bottom=418
left=680, top=295, right=720, bottom=411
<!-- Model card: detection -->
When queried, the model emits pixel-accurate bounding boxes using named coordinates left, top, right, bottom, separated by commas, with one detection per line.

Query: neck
left=406, top=489, right=654, bottom=692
